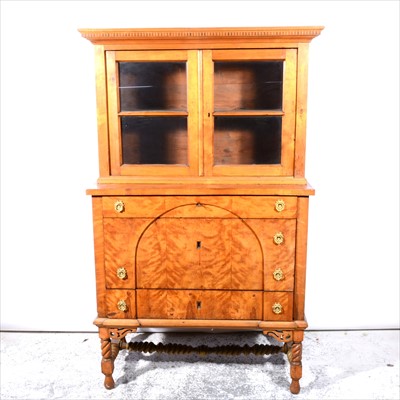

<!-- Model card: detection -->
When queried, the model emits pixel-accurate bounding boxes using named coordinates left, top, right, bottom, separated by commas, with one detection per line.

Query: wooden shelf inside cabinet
left=81, top=26, right=322, bottom=394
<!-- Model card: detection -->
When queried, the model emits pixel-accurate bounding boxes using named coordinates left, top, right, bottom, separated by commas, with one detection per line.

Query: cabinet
left=80, top=26, right=323, bottom=394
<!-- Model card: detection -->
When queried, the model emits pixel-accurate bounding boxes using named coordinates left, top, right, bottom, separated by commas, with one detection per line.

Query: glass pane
left=121, top=117, right=187, bottom=165
left=119, top=62, right=187, bottom=111
left=214, top=117, right=282, bottom=165
left=214, top=62, right=283, bottom=111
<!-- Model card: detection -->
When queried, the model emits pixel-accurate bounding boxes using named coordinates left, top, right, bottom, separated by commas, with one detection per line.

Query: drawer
left=137, top=289, right=262, bottom=320
left=263, top=292, right=293, bottom=321
left=105, top=290, right=136, bottom=319
left=102, top=196, right=297, bottom=219
left=103, top=196, right=165, bottom=218
left=103, top=217, right=295, bottom=291
left=232, top=196, right=297, bottom=218
left=246, top=219, right=296, bottom=291
left=103, top=218, right=149, bottom=289
left=136, top=218, right=263, bottom=290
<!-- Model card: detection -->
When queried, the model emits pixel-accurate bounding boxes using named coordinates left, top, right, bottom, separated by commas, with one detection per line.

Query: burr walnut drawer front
left=102, top=196, right=297, bottom=219
left=264, top=292, right=294, bottom=321
left=103, top=217, right=296, bottom=291
left=104, top=290, right=136, bottom=319
left=246, top=219, right=296, bottom=291
left=135, top=218, right=296, bottom=292
left=103, top=218, right=150, bottom=289
left=136, top=217, right=264, bottom=290
left=137, top=289, right=263, bottom=320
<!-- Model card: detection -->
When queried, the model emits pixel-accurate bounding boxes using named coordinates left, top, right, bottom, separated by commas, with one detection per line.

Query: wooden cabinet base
left=89, top=191, right=311, bottom=394
left=96, top=320, right=306, bottom=394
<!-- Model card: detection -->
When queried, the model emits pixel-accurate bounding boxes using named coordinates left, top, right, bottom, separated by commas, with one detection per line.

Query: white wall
left=1, top=1, right=398, bottom=331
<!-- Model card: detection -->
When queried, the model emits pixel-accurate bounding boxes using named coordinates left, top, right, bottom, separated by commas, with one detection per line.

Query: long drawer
left=137, top=289, right=263, bottom=320
left=102, top=196, right=297, bottom=219
left=104, top=289, right=294, bottom=322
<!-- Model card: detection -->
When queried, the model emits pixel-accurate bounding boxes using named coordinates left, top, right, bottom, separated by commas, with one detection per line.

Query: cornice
left=79, top=27, right=324, bottom=44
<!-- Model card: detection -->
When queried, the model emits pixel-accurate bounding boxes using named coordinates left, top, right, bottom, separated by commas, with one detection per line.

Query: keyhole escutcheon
left=196, top=241, right=202, bottom=249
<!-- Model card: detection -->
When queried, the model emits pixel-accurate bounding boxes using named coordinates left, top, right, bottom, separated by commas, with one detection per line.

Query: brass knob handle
left=273, top=232, right=284, bottom=245
left=117, top=267, right=127, bottom=280
left=117, top=300, right=128, bottom=312
left=275, top=199, right=285, bottom=212
left=273, top=268, right=284, bottom=281
left=114, top=200, right=125, bottom=213
left=272, top=302, right=283, bottom=315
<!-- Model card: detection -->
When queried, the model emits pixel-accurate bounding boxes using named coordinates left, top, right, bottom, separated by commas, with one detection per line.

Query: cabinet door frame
left=202, top=49, right=297, bottom=177
left=106, top=50, right=200, bottom=176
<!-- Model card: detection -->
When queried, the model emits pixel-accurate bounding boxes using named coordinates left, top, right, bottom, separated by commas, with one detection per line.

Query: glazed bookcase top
left=80, top=26, right=322, bottom=187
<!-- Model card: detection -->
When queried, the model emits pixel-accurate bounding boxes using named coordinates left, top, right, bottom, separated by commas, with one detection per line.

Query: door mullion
left=202, top=50, right=214, bottom=176
left=197, top=50, right=204, bottom=176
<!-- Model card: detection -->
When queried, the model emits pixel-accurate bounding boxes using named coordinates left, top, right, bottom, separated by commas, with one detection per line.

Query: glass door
left=203, top=49, right=297, bottom=176
left=106, top=50, right=199, bottom=176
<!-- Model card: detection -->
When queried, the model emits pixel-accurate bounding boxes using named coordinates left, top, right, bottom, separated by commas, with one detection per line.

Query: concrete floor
left=0, top=330, right=399, bottom=399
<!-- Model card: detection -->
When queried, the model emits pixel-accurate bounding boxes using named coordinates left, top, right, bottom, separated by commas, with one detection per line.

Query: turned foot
left=290, top=379, right=300, bottom=394
left=101, top=358, right=115, bottom=389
